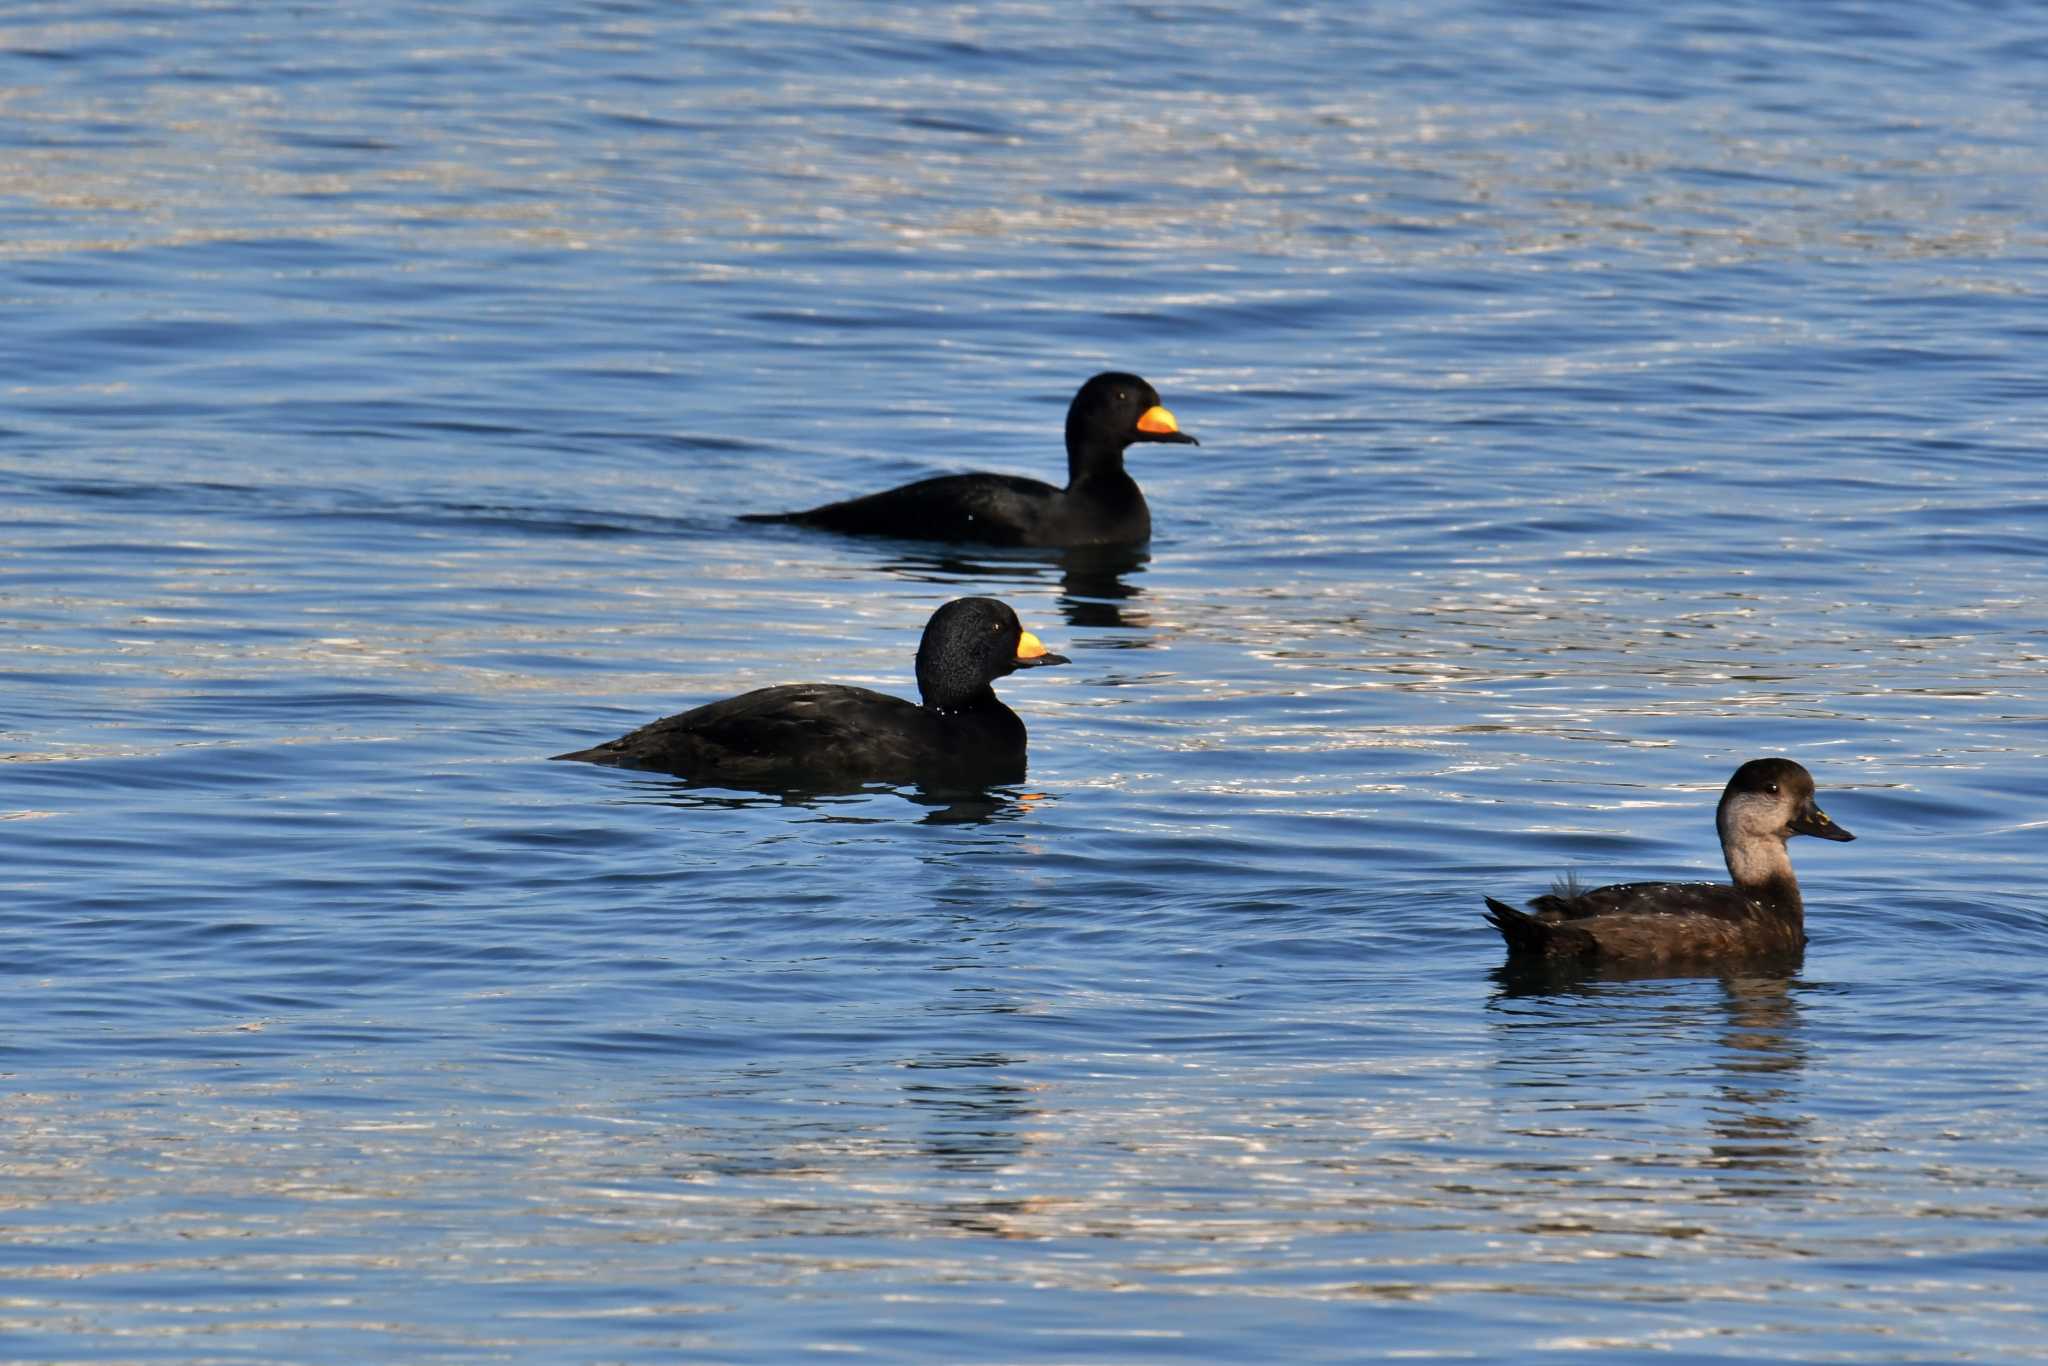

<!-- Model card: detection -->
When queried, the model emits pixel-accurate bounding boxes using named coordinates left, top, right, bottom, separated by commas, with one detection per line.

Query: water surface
left=4, top=1, right=2047, bottom=1360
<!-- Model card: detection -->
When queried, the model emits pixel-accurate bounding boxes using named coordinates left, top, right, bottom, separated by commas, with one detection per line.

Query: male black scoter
left=552, top=597, right=1068, bottom=787
left=741, top=372, right=1197, bottom=547
left=1484, top=758, right=1855, bottom=965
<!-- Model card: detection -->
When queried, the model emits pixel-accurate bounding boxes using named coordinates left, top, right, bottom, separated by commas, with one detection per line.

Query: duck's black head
left=914, top=596, right=1070, bottom=711
left=1065, top=372, right=1198, bottom=481
left=1718, top=757, right=1855, bottom=846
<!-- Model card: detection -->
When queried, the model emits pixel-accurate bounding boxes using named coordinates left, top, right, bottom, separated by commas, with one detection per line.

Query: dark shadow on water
left=899, top=1050, right=1038, bottom=1185
left=588, top=770, right=1054, bottom=826
left=864, top=542, right=1154, bottom=633
left=727, top=521, right=1153, bottom=628
left=1488, top=951, right=1804, bottom=999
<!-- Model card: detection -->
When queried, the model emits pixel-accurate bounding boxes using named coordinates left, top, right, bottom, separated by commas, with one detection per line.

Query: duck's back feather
left=555, top=684, right=932, bottom=780
left=1529, top=879, right=1756, bottom=922
left=1487, top=879, right=1805, bottom=963
left=742, top=473, right=1062, bottom=546
left=745, top=471, right=1150, bottom=547
left=554, top=681, right=1035, bottom=788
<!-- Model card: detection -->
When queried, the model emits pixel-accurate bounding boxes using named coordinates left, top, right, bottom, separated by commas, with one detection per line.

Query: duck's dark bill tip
left=1014, top=650, right=1070, bottom=669
left=1793, top=809, right=1855, bottom=842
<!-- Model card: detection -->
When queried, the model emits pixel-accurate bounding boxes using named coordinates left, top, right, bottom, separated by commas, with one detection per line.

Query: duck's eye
left=1765, top=783, right=1779, bottom=794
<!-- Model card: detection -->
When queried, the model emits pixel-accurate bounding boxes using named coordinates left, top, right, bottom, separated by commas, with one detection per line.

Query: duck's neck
left=1723, top=836, right=1803, bottom=916
left=922, top=688, right=1027, bottom=760
left=923, top=685, right=1004, bottom=720
left=1066, top=437, right=1128, bottom=491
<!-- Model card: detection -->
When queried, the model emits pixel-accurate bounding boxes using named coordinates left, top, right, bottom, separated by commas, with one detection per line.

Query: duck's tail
left=1484, top=897, right=1596, bottom=959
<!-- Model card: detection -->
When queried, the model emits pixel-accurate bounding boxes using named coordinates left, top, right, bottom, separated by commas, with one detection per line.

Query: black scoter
left=1484, top=758, right=1856, bottom=965
left=552, top=597, right=1069, bottom=787
left=740, top=371, right=1197, bottom=547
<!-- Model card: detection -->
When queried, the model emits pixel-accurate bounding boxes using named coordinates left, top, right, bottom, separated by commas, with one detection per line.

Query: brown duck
left=1485, top=758, right=1856, bottom=965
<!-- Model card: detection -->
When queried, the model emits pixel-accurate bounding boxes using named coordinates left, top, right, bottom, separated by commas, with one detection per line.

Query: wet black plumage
left=552, top=597, right=1069, bottom=788
left=740, top=372, right=1197, bottom=547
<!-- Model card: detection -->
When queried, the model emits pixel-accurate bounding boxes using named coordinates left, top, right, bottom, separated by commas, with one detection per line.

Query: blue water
left=5, top=2, right=2047, bottom=1360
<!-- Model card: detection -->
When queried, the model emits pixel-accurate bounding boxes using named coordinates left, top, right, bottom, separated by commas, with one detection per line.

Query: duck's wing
left=1489, top=879, right=1803, bottom=964
left=1528, top=880, right=1752, bottom=923
left=552, top=684, right=924, bottom=779
left=741, top=473, right=1061, bottom=546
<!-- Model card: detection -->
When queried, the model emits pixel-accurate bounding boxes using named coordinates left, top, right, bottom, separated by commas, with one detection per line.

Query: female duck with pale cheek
left=741, top=372, right=1198, bottom=548
left=553, top=597, right=1069, bottom=789
left=1484, top=758, right=1856, bottom=965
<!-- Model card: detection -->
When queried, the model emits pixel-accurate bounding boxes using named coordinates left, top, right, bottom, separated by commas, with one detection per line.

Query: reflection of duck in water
left=1485, top=759, right=1856, bottom=966
left=742, top=373, right=1197, bottom=547
left=1703, top=974, right=1818, bottom=1191
left=552, top=597, right=1068, bottom=789
left=1484, top=972, right=1821, bottom=1195
left=1055, top=543, right=1151, bottom=631
left=903, top=1050, right=1037, bottom=1176
left=874, top=541, right=1154, bottom=633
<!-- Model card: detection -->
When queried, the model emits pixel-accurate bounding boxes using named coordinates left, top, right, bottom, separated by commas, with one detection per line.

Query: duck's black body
left=764, top=469, right=1149, bottom=548
left=554, top=683, right=1034, bottom=787
left=552, top=597, right=1068, bottom=789
left=1484, top=758, right=1855, bottom=966
left=741, top=372, right=1197, bottom=548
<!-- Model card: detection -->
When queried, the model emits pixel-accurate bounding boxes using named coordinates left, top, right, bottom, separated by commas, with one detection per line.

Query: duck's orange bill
left=1135, top=404, right=1181, bottom=436
left=1016, top=630, right=1051, bottom=661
